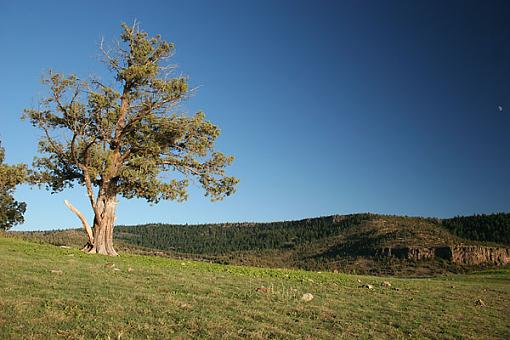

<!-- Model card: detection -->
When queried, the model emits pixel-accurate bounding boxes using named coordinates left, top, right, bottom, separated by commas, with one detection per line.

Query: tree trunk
left=81, top=195, right=118, bottom=256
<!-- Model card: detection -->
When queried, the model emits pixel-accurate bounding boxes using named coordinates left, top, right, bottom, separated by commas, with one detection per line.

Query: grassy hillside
left=1, top=236, right=509, bottom=339
left=11, top=213, right=510, bottom=276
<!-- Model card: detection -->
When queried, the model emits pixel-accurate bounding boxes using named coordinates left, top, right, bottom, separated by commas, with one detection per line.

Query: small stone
left=475, top=299, right=486, bottom=307
left=128, top=267, right=134, bottom=272
left=357, top=279, right=362, bottom=283
left=301, top=293, right=314, bottom=302
left=361, top=284, right=374, bottom=289
left=113, top=268, right=121, bottom=272
left=381, top=281, right=391, bottom=287
left=333, top=269, right=339, bottom=273
left=50, top=269, right=63, bottom=274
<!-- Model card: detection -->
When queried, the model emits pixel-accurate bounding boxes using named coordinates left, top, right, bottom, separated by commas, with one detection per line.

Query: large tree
left=0, top=141, right=27, bottom=230
left=24, top=23, right=238, bottom=255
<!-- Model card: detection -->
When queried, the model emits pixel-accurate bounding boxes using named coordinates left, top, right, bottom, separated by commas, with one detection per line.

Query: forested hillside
left=115, top=213, right=510, bottom=255
left=441, top=213, right=510, bottom=245
left=114, top=214, right=373, bottom=255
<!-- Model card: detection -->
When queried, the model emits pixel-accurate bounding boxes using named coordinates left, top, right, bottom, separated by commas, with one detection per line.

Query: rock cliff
left=376, top=245, right=510, bottom=265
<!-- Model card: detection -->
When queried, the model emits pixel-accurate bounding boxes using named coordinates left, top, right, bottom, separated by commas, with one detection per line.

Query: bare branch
left=99, top=37, right=121, bottom=72
left=64, top=200, right=94, bottom=244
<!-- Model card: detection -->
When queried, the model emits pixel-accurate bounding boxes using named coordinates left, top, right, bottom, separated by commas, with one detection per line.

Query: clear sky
left=1, top=0, right=509, bottom=231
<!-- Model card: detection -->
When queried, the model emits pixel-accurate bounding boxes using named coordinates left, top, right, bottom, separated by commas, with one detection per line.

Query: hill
left=13, top=213, right=510, bottom=276
left=1, top=236, right=509, bottom=338
left=442, top=213, right=510, bottom=244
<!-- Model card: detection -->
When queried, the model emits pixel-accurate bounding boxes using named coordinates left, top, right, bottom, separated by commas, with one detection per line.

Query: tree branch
left=99, top=37, right=121, bottom=73
left=112, top=87, right=130, bottom=147
left=64, top=200, right=94, bottom=244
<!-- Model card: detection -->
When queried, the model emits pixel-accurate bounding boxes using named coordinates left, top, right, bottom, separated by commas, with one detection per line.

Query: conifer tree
left=24, top=22, right=238, bottom=255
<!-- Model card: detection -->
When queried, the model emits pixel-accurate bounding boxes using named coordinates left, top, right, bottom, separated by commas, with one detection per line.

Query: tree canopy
left=0, top=141, right=27, bottom=230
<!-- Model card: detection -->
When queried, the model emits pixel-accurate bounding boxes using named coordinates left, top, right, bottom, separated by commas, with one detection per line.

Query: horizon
left=8, top=211, right=509, bottom=233
left=1, top=0, right=509, bottom=231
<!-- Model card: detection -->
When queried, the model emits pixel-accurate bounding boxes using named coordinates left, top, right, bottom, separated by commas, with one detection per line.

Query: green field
left=1, top=236, right=509, bottom=339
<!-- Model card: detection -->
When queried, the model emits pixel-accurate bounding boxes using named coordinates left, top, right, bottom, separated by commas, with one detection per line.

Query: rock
left=361, top=284, right=374, bottom=289
left=255, top=287, right=270, bottom=293
left=376, top=245, right=510, bottom=266
left=50, top=269, right=63, bottom=274
left=113, top=268, right=121, bottom=272
left=452, top=246, right=510, bottom=266
left=357, top=279, right=362, bottom=283
left=381, top=281, right=392, bottom=287
left=301, top=293, right=314, bottom=302
left=475, top=299, right=486, bottom=307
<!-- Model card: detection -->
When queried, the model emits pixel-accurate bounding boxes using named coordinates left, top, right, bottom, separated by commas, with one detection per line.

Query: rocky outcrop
left=451, top=246, right=510, bottom=265
left=376, top=245, right=510, bottom=266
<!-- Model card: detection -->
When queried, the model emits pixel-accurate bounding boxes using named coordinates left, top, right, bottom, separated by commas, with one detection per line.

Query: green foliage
left=442, top=213, right=510, bottom=245
left=0, top=141, right=27, bottom=230
left=23, top=22, right=238, bottom=204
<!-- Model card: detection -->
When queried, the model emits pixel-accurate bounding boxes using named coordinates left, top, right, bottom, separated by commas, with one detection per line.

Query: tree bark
left=81, top=195, right=118, bottom=256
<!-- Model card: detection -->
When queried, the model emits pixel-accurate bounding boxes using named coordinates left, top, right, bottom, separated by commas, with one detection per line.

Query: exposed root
left=81, top=243, right=93, bottom=252
left=81, top=243, right=118, bottom=256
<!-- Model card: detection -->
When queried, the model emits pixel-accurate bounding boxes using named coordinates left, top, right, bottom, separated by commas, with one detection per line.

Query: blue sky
left=1, top=0, right=509, bottom=230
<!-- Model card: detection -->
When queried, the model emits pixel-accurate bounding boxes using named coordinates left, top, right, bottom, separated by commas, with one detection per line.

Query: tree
left=0, top=141, right=27, bottom=230
left=23, top=22, right=239, bottom=255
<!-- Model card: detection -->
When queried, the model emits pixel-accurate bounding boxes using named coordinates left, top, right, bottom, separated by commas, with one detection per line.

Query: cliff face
left=376, top=246, right=510, bottom=266
left=450, top=246, right=510, bottom=265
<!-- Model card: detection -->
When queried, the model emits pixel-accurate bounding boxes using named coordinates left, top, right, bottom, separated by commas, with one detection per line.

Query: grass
left=0, top=236, right=509, bottom=339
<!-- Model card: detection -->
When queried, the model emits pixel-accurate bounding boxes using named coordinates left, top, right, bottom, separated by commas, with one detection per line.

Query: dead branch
left=64, top=200, right=94, bottom=244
